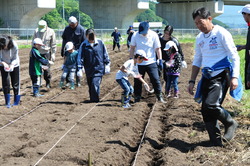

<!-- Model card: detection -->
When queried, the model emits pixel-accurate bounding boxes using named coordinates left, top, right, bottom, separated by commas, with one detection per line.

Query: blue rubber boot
left=4, top=94, right=11, bottom=108
left=12, top=95, right=21, bottom=106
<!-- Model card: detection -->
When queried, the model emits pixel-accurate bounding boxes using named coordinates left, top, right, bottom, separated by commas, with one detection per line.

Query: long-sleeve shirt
left=33, top=27, right=57, bottom=55
left=29, top=47, right=49, bottom=76
left=0, top=40, right=19, bottom=67
left=61, top=24, right=85, bottom=56
left=193, top=25, right=240, bottom=78
left=77, top=39, right=110, bottom=77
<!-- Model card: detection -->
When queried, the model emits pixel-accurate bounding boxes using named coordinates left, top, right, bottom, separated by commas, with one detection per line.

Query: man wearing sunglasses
left=237, top=4, right=250, bottom=89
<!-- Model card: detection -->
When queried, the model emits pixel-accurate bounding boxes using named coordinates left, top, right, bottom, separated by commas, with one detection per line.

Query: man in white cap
left=237, top=4, right=250, bottom=90
left=61, top=16, right=85, bottom=87
left=111, top=27, right=121, bottom=51
left=32, top=20, right=56, bottom=89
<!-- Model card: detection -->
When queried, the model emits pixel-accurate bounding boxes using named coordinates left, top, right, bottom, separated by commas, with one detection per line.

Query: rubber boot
left=59, top=81, right=65, bottom=88
left=33, top=86, right=43, bottom=97
left=4, top=94, right=11, bottom=108
left=156, top=93, right=167, bottom=103
left=217, top=109, right=238, bottom=141
left=205, top=121, right=223, bottom=147
left=12, top=95, right=21, bottom=106
left=70, top=83, right=75, bottom=90
left=134, top=96, right=141, bottom=103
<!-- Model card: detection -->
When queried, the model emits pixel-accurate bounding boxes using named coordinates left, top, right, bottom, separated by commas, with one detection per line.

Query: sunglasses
left=242, top=12, right=248, bottom=15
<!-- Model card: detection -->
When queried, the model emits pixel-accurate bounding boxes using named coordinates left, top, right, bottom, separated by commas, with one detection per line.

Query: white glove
left=181, top=61, right=187, bottom=68
left=105, top=63, right=111, bottom=74
left=61, top=64, right=64, bottom=70
left=51, top=53, right=55, bottom=62
left=49, top=61, right=54, bottom=65
left=77, top=69, right=83, bottom=77
left=144, top=83, right=150, bottom=91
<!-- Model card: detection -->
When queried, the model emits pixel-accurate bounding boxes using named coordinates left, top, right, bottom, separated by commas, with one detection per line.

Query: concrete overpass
left=156, top=0, right=249, bottom=28
left=0, top=0, right=248, bottom=30
left=0, top=0, right=55, bottom=29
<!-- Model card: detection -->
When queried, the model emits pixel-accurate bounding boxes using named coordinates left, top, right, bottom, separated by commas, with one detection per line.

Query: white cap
left=239, top=4, right=250, bottom=14
left=33, top=38, right=44, bottom=46
left=65, top=42, right=74, bottom=51
left=114, top=27, right=118, bottom=30
left=164, top=41, right=178, bottom=51
left=135, top=49, right=148, bottom=60
left=38, top=20, right=47, bottom=32
left=68, top=16, right=77, bottom=24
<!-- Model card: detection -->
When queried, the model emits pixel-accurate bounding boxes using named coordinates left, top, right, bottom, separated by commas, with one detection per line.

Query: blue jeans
left=166, top=75, right=179, bottom=93
left=116, top=78, right=134, bottom=97
left=86, top=76, right=102, bottom=102
left=134, top=62, right=162, bottom=97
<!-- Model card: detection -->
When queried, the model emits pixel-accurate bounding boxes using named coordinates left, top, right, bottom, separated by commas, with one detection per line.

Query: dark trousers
left=113, top=40, right=120, bottom=50
left=134, top=63, right=162, bottom=97
left=30, top=75, right=41, bottom=87
left=86, top=76, right=102, bottom=102
left=41, top=53, right=51, bottom=85
left=201, top=70, right=229, bottom=122
left=0, top=66, right=20, bottom=95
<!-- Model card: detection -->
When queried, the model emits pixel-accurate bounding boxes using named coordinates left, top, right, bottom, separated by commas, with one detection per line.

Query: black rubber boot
left=205, top=121, right=223, bottom=147
left=217, top=109, right=238, bottom=141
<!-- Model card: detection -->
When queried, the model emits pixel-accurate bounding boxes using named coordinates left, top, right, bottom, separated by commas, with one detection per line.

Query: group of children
left=31, top=37, right=181, bottom=108
left=116, top=41, right=182, bottom=108
left=30, top=38, right=76, bottom=96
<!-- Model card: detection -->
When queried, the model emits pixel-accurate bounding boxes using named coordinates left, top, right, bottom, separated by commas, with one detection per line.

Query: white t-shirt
left=130, top=29, right=161, bottom=66
left=193, top=25, right=240, bottom=78
left=116, top=59, right=139, bottom=80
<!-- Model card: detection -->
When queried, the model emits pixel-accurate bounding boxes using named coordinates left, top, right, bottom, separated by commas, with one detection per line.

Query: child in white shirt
left=116, top=50, right=152, bottom=108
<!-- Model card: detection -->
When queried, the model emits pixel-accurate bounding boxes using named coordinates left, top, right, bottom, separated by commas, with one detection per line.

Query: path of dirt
left=0, top=44, right=249, bottom=166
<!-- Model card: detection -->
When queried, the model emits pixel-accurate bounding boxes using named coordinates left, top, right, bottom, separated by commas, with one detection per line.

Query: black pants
left=113, top=40, right=120, bottom=50
left=134, top=63, right=162, bottom=97
left=201, top=70, right=230, bottom=122
left=41, top=53, right=51, bottom=85
left=0, top=66, right=20, bottom=95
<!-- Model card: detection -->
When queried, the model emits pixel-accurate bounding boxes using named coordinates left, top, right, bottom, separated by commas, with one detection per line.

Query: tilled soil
left=0, top=44, right=249, bottom=166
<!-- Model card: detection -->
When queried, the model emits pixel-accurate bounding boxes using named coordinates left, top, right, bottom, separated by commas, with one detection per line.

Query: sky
left=214, top=5, right=247, bottom=28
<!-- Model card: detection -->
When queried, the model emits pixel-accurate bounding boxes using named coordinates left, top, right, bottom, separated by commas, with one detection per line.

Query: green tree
left=135, top=2, right=168, bottom=26
left=41, top=0, right=93, bottom=29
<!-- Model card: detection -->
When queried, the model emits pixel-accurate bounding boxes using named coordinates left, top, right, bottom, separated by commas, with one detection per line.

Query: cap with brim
left=139, top=22, right=149, bottom=34
left=33, top=38, right=44, bottom=46
left=164, top=41, right=178, bottom=51
left=135, top=49, right=148, bottom=60
left=65, top=42, right=74, bottom=51
left=38, top=20, right=47, bottom=32
left=239, top=4, right=250, bottom=14
left=68, top=16, right=77, bottom=24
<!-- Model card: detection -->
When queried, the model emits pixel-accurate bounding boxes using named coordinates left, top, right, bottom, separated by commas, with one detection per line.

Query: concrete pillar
left=79, top=0, right=149, bottom=29
left=0, top=0, right=55, bottom=29
left=156, top=1, right=224, bottom=29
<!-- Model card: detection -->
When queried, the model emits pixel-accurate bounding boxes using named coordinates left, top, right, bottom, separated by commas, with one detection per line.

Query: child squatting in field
left=116, top=49, right=153, bottom=108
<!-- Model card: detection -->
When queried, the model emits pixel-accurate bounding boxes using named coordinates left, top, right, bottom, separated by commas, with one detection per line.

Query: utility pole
left=62, top=0, right=65, bottom=21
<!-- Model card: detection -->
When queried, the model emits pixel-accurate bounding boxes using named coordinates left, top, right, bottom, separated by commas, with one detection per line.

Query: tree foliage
left=135, top=2, right=168, bottom=26
left=41, top=0, right=93, bottom=29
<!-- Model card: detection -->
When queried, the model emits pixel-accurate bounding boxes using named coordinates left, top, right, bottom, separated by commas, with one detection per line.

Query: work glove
left=105, top=63, right=111, bottom=74
left=181, top=61, right=187, bottom=68
left=51, top=53, right=56, bottom=62
left=143, top=83, right=150, bottom=91
left=49, top=61, right=54, bottom=65
left=158, top=59, right=163, bottom=70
